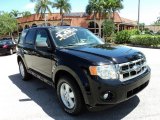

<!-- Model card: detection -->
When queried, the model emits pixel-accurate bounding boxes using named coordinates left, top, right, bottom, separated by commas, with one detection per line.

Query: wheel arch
left=17, top=55, right=28, bottom=70
left=52, top=66, right=89, bottom=105
left=17, top=55, right=22, bottom=63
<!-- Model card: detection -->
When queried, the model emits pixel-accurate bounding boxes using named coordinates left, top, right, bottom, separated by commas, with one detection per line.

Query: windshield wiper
left=60, top=44, right=77, bottom=48
left=66, top=44, right=77, bottom=46
left=88, top=43, right=99, bottom=46
left=61, top=43, right=91, bottom=48
left=65, top=43, right=87, bottom=47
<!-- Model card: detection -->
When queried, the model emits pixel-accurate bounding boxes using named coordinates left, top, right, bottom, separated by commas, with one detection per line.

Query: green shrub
left=129, top=29, right=140, bottom=35
left=103, top=19, right=115, bottom=38
left=130, top=35, right=160, bottom=47
left=115, top=30, right=131, bottom=44
left=156, top=30, right=160, bottom=35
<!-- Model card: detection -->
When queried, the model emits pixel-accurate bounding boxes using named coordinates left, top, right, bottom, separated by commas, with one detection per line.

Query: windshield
left=0, top=40, right=13, bottom=45
left=51, top=27, right=104, bottom=47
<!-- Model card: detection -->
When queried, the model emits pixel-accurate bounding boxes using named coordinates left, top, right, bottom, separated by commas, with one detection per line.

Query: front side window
left=51, top=27, right=104, bottom=47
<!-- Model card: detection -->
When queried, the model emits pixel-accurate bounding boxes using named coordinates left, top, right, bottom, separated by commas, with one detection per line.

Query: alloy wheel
left=60, top=83, right=75, bottom=109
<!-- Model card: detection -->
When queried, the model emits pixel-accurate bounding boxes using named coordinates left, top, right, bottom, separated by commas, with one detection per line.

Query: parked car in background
left=0, top=38, right=17, bottom=55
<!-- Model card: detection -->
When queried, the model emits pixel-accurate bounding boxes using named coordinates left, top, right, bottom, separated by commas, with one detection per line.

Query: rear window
left=0, top=40, right=13, bottom=45
left=25, top=29, right=36, bottom=45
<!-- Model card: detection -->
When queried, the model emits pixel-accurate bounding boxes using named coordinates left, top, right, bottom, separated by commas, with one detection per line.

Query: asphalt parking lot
left=0, top=46, right=160, bottom=120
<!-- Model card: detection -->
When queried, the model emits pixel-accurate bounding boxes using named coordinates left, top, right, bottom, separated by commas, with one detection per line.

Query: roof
left=120, top=17, right=137, bottom=26
left=64, top=12, right=88, bottom=17
left=17, top=13, right=88, bottom=24
left=17, top=13, right=62, bottom=23
left=112, top=12, right=122, bottom=23
left=18, top=12, right=123, bottom=24
left=17, top=12, right=137, bottom=26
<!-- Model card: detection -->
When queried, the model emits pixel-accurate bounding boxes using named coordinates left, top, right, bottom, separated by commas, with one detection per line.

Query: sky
left=0, top=0, right=159, bottom=25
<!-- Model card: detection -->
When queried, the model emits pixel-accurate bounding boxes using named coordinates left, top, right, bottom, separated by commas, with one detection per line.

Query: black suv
left=17, top=26, right=151, bottom=114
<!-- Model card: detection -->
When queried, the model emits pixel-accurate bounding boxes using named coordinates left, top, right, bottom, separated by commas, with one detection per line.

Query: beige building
left=145, top=25, right=160, bottom=33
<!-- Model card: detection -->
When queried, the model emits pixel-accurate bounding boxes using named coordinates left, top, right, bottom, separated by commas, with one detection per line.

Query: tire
left=9, top=49, right=13, bottom=55
left=57, top=76, right=84, bottom=115
left=18, top=60, right=31, bottom=81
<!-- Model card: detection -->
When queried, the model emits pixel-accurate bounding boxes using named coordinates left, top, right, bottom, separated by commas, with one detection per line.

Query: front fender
left=17, top=54, right=29, bottom=70
left=52, top=65, right=90, bottom=105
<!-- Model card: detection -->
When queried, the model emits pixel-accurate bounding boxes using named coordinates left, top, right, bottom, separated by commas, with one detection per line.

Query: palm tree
left=157, top=17, right=160, bottom=22
left=0, top=11, right=4, bottom=15
left=86, top=0, right=103, bottom=33
left=53, top=0, right=71, bottom=26
left=111, top=0, right=123, bottom=21
left=0, top=12, right=17, bottom=37
left=22, top=11, right=32, bottom=17
left=9, top=10, right=20, bottom=37
left=103, top=0, right=123, bottom=21
left=31, top=0, right=52, bottom=26
left=10, top=10, right=20, bottom=18
left=137, top=0, right=140, bottom=30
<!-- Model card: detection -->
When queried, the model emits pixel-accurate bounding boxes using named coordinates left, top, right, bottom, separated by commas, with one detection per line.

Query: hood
left=60, top=44, right=144, bottom=64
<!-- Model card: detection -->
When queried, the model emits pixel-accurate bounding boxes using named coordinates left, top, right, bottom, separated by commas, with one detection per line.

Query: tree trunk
left=44, top=13, right=47, bottom=26
left=61, top=14, right=64, bottom=26
left=99, top=12, right=102, bottom=37
left=113, top=10, right=115, bottom=22
left=93, top=11, right=96, bottom=34
left=9, top=32, right=13, bottom=39
left=60, top=9, right=63, bottom=26
left=108, top=10, right=111, bottom=20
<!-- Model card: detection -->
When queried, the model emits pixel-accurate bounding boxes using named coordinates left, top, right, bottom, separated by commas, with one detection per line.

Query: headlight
left=89, top=65, right=118, bottom=80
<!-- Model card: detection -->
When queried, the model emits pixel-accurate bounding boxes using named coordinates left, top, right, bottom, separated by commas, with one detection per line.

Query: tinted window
left=51, top=27, right=104, bottom=47
left=25, top=29, right=36, bottom=44
left=19, top=30, right=28, bottom=44
left=0, top=40, right=13, bottom=45
left=35, top=29, right=50, bottom=47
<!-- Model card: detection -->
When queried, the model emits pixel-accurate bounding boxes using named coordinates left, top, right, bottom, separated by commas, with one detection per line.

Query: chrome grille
left=118, top=58, right=147, bottom=82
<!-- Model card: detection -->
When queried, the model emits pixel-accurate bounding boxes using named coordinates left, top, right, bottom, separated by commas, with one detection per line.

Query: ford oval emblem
left=133, top=65, right=141, bottom=72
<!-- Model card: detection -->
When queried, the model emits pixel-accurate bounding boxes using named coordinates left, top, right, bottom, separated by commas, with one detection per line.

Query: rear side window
left=25, top=29, right=36, bottom=45
left=19, top=30, right=28, bottom=45
left=35, top=29, right=51, bottom=47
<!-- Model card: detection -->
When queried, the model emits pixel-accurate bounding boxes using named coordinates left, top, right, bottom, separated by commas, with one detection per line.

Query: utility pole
left=137, top=0, right=140, bottom=30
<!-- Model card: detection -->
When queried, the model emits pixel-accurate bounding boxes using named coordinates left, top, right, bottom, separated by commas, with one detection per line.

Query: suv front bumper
left=85, top=67, right=151, bottom=107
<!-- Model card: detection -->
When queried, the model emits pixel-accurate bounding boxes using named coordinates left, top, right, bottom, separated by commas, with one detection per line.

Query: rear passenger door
left=31, top=28, right=53, bottom=78
left=23, top=29, right=36, bottom=68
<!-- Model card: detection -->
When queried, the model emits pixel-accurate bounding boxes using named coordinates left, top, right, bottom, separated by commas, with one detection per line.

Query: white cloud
left=24, top=3, right=35, bottom=10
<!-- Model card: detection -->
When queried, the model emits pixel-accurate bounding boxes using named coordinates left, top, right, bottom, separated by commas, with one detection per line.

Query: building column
left=99, top=25, right=101, bottom=37
left=117, top=24, right=120, bottom=32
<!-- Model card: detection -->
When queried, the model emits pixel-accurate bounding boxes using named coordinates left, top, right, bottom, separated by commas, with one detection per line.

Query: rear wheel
left=9, top=49, right=13, bottom=55
left=57, top=76, right=84, bottom=115
left=18, top=61, right=30, bottom=81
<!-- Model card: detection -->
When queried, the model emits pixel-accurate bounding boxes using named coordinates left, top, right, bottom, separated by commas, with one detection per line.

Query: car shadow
left=9, top=74, right=140, bottom=120
left=0, top=53, right=16, bottom=56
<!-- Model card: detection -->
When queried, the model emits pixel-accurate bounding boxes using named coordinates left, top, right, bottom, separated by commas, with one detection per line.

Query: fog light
left=103, top=93, right=109, bottom=99
left=102, top=91, right=112, bottom=100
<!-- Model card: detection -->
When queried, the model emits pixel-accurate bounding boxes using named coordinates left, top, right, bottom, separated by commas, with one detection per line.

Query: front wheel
left=57, top=76, right=84, bottom=115
left=18, top=61, right=30, bottom=81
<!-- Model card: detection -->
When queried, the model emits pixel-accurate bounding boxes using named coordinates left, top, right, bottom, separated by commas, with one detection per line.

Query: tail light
left=3, top=45, right=8, bottom=48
